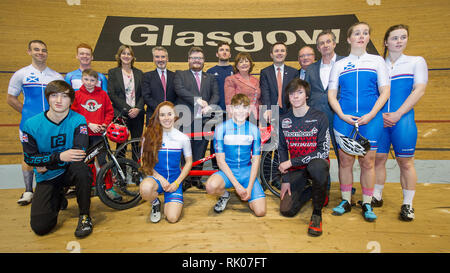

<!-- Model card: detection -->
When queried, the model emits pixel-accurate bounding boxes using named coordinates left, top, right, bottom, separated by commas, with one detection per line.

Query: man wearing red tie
left=260, top=42, right=299, bottom=121
left=142, top=46, right=177, bottom=125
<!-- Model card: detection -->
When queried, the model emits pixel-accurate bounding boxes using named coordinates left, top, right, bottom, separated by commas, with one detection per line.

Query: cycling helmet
left=106, top=123, right=129, bottom=143
left=334, top=123, right=371, bottom=156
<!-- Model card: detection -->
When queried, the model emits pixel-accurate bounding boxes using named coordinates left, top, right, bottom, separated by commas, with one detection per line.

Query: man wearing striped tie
left=142, top=46, right=177, bottom=125
left=174, top=47, right=219, bottom=191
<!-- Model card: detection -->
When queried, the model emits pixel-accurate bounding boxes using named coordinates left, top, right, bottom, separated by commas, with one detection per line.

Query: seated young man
left=205, top=93, right=266, bottom=217
left=278, top=78, right=330, bottom=236
left=21, top=80, right=93, bottom=238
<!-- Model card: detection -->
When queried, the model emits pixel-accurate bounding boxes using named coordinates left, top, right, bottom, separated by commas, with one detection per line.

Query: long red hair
left=141, top=101, right=177, bottom=175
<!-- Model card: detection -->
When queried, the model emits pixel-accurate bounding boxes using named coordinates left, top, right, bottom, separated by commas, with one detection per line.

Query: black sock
left=313, top=208, right=322, bottom=217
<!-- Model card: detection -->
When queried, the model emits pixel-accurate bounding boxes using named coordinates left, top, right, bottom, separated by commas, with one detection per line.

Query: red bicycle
left=114, top=122, right=284, bottom=198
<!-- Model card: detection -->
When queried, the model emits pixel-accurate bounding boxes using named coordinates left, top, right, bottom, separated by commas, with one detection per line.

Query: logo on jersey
left=51, top=134, right=66, bottom=148
left=80, top=125, right=88, bottom=135
left=281, top=118, right=292, bottom=129
left=21, top=133, right=29, bottom=143
left=81, top=99, right=102, bottom=112
left=344, top=62, right=355, bottom=71
left=25, top=73, right=39, bottom=83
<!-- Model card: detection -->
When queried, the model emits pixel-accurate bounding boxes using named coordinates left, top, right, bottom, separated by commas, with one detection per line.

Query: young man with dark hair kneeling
left=21, top=80, right=93, bottom=238
left=278, top=78, right=330, bottom=236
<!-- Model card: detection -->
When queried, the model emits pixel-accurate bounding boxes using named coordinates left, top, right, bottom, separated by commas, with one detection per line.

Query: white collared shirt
left=320, top=53, right=337, bottom=90
left=191, top=70, right=202, bottom=86
left=157, top=68, right=167, bottom=85
left=273, top=64, right=285, bottom=80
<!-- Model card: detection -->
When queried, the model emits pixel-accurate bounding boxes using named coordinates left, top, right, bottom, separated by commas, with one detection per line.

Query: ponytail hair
left=382, top=24, right=409, bottom=59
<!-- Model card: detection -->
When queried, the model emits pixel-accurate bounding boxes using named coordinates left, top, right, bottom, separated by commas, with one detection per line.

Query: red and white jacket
left=71, top=85, right=114, bottom=136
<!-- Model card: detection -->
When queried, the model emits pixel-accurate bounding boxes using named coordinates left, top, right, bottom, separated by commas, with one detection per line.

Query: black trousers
left=280, top=158, right=329, bottom=217
left=116, top=112, right=144, bottom=161
left=89, top=136, right=107, bottom=166
left=30, top=162, right=92, bottom=236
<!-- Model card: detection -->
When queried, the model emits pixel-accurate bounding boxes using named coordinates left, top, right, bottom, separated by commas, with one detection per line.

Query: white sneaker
left=17, top=192, right=33, bottom=206
left=149, top=198, right=161, bottom=223
left=214, top=192, right=230, bottom=213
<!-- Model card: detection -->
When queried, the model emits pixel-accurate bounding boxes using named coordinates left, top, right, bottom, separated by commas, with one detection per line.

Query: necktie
left=161, top=70, right=167, bottom=101
left=300, top=69, right=305, bottom=80
left=277, top=67, right=283, bottom=108
left=195, top=72, right=201, bottom=93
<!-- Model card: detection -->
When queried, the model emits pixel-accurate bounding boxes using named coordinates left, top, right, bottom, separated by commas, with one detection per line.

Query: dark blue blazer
left=141, top=69, right=176, bottom=120
left=304, top=55, right=344, bottom=123
left=260, top=64, right=299, bottom=114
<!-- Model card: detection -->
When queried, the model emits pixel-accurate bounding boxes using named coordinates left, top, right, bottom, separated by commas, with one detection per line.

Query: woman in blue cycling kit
left=328, top=22, right=390, bottom=222
left=374, top=24, right=428, bottom=221
left=139, top=101, right=193, bottom=223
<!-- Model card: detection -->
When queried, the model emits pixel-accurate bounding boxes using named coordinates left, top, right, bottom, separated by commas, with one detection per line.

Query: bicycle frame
left=185, top=124, right=273, bottom=177
left=84, top=113, right=129, bottom=181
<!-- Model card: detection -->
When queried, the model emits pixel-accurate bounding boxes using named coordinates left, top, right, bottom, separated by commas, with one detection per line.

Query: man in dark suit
left=305, top=30, right=343, bottom=161
left=305, top=30, right=344, bottom=202
left=142, top=46, right=176, bottom=124
left=298, top=46, right=316, bottom=80
left=260, top=42, right=299, bottom=121
left=174, top=47, right=219, bottom=190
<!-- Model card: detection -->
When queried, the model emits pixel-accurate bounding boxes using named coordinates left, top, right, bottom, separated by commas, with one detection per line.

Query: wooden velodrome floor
left=0, top=183, right=449, bottom=253
left=0, top=0, right=449, bottom=253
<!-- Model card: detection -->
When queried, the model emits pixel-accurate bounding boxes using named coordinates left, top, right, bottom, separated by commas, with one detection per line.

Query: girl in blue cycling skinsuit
left=139, top=101, right=193, bottom=223
left=328, top=22, right=390, bottom=222
left=374, top=24, right=428, bottom=221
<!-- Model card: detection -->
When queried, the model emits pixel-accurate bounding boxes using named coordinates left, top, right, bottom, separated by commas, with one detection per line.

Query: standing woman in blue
left=139, top=101, right=193, bottom=223
left=328, top=22, right=390, bottom=222
left=373, top=25, right=428, bottom=221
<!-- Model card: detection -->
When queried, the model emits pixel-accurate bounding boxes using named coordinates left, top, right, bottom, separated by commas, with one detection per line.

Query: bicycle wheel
left=96, top=158, right=143, bottom=210
left=114, top=138, right=141, bottom=163
left=259, top=149, right=282, bottom=198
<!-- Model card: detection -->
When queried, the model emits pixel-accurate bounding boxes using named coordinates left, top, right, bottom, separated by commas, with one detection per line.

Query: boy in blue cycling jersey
left=205, top=93, right=266, bottom=217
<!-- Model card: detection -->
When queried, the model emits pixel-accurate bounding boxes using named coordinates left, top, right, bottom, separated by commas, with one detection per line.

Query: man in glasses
left=174, top=47, right=219, bottom=191
left=298, top=46, right=316, bottom=80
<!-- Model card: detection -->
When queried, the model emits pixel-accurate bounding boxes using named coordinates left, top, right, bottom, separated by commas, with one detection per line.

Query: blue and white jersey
left=214, top=119, right=261, bottom=169
left=328, top=53, right=390, bottom=115
left=8, top=65, right=63, bottom=130
left=64, top=68, right=108, bottom=91
left=153, top=128, right=192, bottom=182
left=382, top=54, right=428, bottom=113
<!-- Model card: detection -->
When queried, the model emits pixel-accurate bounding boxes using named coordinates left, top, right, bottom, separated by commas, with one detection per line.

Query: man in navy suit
left=260, top=42, right=299, bottom=121
left=298, top=46, right=316, bottom=80
left=305, top=30, right=344, bottom=202
left=142, top=46, right=176, bottom=124
left=305, top=30, right=343, bottom=161
left=174, top=47, right=219, bottom=190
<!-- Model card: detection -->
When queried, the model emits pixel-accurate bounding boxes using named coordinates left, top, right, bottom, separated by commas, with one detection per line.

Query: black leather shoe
left=182, top=180, right=192, bottom=192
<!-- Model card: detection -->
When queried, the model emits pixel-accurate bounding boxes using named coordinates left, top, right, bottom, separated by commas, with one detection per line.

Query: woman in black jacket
left=107, top=45, right=144, bottom=159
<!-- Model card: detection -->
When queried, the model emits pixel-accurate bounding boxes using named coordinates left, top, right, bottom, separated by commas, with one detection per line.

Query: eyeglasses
left=189, top=56, right=204, bottom=60
left=299, top=54, right=314, bottom=58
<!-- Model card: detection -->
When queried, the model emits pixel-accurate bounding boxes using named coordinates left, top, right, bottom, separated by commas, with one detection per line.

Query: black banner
left=94, top=15, right=379, bottom=62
